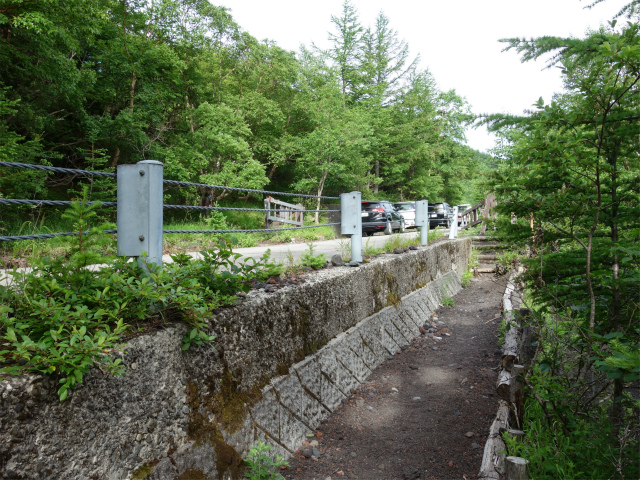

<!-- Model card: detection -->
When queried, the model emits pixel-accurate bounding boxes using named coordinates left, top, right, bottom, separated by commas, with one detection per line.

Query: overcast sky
left=213, top=0, right=629, bottom=153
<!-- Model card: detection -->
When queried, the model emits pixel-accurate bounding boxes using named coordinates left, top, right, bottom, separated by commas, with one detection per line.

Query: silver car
left=393, top=202, right=416, bottom=229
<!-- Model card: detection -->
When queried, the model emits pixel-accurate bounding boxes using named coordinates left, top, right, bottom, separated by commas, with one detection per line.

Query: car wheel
left=399, top=220, right=405, bottom=233
left=384, top=222, right=393, bottom=235
left=364, top=231, right=373, bottom=237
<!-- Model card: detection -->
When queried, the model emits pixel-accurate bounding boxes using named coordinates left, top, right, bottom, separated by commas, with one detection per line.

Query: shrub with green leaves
left=0, top=199, right=281, bottom=401
left=441, top=296, right=454, bottom=307
left=461, top=270, right=472, bottom=288
left=300, top=243, right=326, bottom=269
left=243, top=441, right=288, bottom=480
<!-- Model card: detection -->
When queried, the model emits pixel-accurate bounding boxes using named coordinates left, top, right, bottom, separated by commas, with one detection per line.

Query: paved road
left=0, top=229, right=451, bottom=285
left=226, top=230, right=424, bottom=265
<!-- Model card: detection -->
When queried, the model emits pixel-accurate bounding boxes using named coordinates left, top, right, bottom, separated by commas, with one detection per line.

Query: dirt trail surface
left=284, top=273, right=508, bottom=480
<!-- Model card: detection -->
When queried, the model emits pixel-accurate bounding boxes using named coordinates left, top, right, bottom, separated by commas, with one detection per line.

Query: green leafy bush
left=461, top=270, right=472, bottom=288
left=496, top=249, right=520, bottom=275
left=0, top=199, right=280, bottom=401
left=243, top=441, right=288, bottom=480
left=441, top=296, right=454, bottom=307
left=300, top=243, right=326, bottom=269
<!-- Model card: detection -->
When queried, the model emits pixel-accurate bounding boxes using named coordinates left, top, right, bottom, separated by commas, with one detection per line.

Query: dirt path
left=283, top=273, right=508, bottom=480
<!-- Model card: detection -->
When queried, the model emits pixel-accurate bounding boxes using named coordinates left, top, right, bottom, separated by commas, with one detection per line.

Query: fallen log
left=502, top=313, right=520, bottom=370
left=478, top=401, right=510, bottom=479
left=496, top=368, right=511, bottom=401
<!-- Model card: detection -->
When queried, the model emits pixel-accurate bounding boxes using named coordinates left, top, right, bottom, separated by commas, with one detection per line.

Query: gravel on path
left=283, top=273, right=508, bottom=480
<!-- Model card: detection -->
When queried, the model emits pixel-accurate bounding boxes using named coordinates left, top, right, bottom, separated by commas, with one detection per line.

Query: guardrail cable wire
left=0, top=161, right=117, bottom=177
left=0, top=162, right=341, bottom=242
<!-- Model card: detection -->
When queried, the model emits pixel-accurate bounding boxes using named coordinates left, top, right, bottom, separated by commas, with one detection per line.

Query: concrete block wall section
left=0, top=239, right=470, bottom=480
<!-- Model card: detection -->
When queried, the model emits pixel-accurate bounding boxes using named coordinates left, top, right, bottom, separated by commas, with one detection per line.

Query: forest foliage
left=0, top=0, right=487, bottom=230
left=484, top=2, right=639, bottom=477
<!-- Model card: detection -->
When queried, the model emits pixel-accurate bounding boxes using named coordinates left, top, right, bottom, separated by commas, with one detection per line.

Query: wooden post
left=264, top=197, right=271, bottom=229
left=505, top=456, right=529, bottom=480
left=510, top=364, right=525, bottom=428
left=497, top=368, right=511, bottom=401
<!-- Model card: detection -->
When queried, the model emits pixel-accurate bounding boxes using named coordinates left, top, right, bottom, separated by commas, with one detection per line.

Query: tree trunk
left=111, top=147, right=121, bottom=168
left=607, top=142, right=624, bottom=437
left=185, top=95, right=195, bottom=134
left=373, top=159, right=379, bottom=194
left=129, top=72, right=137, bottom=114
left=315, top=169, right=328, bottom=224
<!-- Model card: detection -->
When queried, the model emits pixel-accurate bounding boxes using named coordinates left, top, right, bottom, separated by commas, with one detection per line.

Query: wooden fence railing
left=264, top=196, right=305, bottom=228
left=459, top=193, right=497, bottom=231
left=479, top=268, right=535, bottom=480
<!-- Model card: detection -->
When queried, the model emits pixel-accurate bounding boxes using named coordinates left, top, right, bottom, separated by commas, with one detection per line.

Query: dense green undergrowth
left=0, top=196, right=281, bottom=401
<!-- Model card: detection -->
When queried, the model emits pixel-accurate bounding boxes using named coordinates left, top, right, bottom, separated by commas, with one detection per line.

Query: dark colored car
left=361, top=201, right=405, bottom=236
left=428, top=202, right=452, bottom=228
left=393, top=202, right=416, bottom=229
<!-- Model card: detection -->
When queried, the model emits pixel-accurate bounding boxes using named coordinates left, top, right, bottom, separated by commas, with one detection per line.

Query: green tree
left=325, top=0, right=363, bottom=102
left=485, top=9, right=640, bottom=477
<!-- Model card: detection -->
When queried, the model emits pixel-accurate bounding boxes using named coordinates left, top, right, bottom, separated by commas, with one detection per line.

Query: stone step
left=468, top=236, right=498, bottom=242
left=472, top=243, right=501, bottom=250
left=475, top=263, right=497, bottom=273
left=478, top=254, right=497, bottom=261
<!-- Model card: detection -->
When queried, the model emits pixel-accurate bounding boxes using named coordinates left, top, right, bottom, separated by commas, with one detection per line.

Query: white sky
left=213, top=0, right=629, bottom=153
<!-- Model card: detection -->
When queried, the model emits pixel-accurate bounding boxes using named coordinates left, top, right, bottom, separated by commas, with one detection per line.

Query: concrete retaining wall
left=0, top=238, right=471, bottom=480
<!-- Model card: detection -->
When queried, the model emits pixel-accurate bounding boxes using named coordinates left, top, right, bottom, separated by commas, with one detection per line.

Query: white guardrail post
left=415, top=200, right=429, bottom=246
left=117, top=160, right=164, bottom=268
left=449, top=206, right=459, bottom=239
left=340, top=191, right=362, bottom=264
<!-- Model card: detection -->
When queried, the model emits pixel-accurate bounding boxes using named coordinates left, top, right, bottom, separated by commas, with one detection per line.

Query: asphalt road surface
left=0, top=229, right=451, bottom=285
left=228, top=230, right=425, bottom=265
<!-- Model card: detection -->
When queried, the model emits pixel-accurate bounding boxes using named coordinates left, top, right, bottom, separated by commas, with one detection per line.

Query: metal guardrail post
left=415, top=200, right=429, bottom=246
left=117, top=160, right=164, bottom=268
left=449, top=206, right=459, bottom=239
left=340, top=191, right=362, bottom=264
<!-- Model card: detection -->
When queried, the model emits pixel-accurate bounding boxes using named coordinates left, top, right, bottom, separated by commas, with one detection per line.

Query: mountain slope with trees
left=0, top=0, right=486, bottom=235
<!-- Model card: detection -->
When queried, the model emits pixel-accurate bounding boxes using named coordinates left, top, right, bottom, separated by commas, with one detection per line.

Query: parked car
left=393, top=201, right=416, bottom=228
left=455, top=204, right=472, bottom=226
left=361, top=200, right=405, bottom=236
left=428, top=202, right=452, bottom=229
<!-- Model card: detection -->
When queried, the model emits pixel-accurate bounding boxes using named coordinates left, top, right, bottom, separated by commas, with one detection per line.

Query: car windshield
left=362, top=202, right=385, bottom=211
left=394, top=204, right=414, bottom=211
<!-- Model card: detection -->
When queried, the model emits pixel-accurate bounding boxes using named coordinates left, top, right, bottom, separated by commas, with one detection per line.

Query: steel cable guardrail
left=0, top=200, right=334, bottom=213
left=0, top=161, right=118, bottom=242
left=0, top=230, right=117, bottom=242
left=161, top=178, right=339, bottom=234
left=0, top=199, right=117, bottom=207
left=163, top=205, right=336, bottom=213
left=0, top=161, right=117, bottom=177
left=164, top=223, right=340, bottom=234
left=0, top=161, right=342, bottom=243
left=163, top=178, right=340, bottom=200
